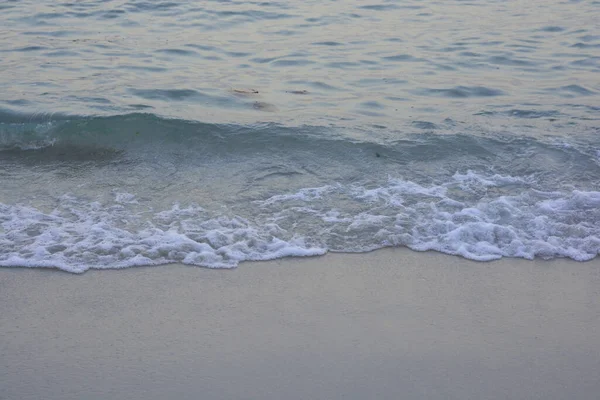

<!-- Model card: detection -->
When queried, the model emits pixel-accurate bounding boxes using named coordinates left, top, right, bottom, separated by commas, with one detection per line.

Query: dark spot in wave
left=507, top=109, right=560, bottom=118
left=12, top=46, right=48, bottom=52
left=578, top=34, right=600, bottom=42
left=213, top=10, right=292, bottom=20
left=101, top=9, right=126, bottom=19
left=65, top=96, right=112, bottom=104
left=548, top=85, right=596, bottom=97
left=5, top=99, right=31, bottom=106
left=382, top=54, right=422, bottom=62
left=327, top=61, right=361, bottom=69
left=45, top=50, right=80, bottom=57
left=359, top=4, right=398, bottom=11
left=476, top=109, right=561, bottom=119
left=355, top=77, right=408, bottom=87
left=129, top=104, right=153, bottom=110
left=185, top=44, right=218, bottom=51
left=358, top=101, right=385, bottom=109
left=121, top=65, right=168, bottom=72
left=271, top=59, right=315, bottom=67
left=156, top=48, right=197, bottom=56
left=571, top=57, right=600, bottom=67
left=487, top=55, right=536, bottom=66
left=130, top=88, right=200, bottom=100
left=225, top=51, right=252, bottom=57
left=459, top=51, right=482, bottom=57
left=126, top=2, right=179, bottom=12
left=478, top=40, right=504, bottom=46
left=22, top=30, right=78, bottom=37
left=272, top=29, right=297, bottom=36
left=412, top=121, right=437, bottom=130
left=571, top=43, right=600, bottom=49
left=539, top=26, right=565, bottom=32
left=252, top=101, right=277, bottom=112
left=312, top=41, right=343, bottom=46
left=417, top=86, right=505, bottom=98
left=287, top=81, right=343, bottom=91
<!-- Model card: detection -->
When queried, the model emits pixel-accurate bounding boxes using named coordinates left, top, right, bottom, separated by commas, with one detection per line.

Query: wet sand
left=1, top=249, right=599, bottom=400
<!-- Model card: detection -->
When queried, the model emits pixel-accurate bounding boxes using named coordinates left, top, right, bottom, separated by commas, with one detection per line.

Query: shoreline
left=2, top=248, right=600, bottom=400
left=3, top=246, right=600, bottom=274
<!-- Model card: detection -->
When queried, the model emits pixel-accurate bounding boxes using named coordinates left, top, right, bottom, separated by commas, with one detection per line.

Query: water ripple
left=0, top=0, right=598, bottom=129
left=417, top=86, right=506, bottom=98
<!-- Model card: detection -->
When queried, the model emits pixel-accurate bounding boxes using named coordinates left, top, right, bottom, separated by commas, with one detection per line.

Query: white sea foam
left=452, top=170, right=531, bottom=190
left=256, top=172, right=600, bottom=262
left=1, top=172, right=598, bottom=272
left=114, top=192, right=138, bottom=204
left=0, top=199, right=325, bottom=273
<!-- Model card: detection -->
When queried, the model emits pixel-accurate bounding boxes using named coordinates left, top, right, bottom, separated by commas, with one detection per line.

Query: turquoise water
left=1, top=0, right=600, bottom=272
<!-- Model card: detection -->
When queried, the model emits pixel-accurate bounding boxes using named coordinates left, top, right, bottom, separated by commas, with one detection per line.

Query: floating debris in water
left=231, top=88, right=259, bottom=96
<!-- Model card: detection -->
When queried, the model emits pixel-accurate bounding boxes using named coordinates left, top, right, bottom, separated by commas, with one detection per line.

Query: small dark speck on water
left=376, top=152, right=381, bottom=157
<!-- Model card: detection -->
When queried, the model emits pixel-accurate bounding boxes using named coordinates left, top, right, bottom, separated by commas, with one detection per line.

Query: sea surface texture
left=1, top=0, right=599, bottom=272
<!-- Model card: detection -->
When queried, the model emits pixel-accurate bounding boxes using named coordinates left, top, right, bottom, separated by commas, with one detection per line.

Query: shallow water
left=1, top=0, right=600, bottom=272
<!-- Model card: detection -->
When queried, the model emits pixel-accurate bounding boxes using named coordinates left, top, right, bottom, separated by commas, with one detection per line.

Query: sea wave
left=1, top=173, right=599, bottom=273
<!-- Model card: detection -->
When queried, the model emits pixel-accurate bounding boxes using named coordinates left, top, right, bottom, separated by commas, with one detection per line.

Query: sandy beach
left=1, top=249, right=599, bottom=400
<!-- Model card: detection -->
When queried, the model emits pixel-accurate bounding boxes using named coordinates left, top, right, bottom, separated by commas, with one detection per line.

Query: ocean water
left=1, top=0, right=599, bottom=272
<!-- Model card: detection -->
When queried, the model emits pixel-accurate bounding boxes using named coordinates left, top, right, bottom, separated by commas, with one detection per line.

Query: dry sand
left=1, top=248, right=599, bottom=400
